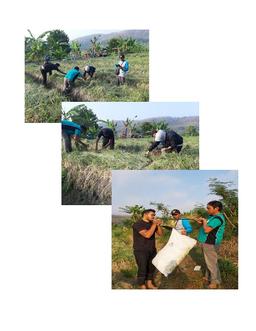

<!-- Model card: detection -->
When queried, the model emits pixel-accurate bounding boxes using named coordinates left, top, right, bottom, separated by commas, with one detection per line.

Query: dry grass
left=62, top=158, right=111, bottom=205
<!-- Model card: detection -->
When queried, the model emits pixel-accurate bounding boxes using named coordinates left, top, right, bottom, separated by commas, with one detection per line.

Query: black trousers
left=62, top=131, right=72, bottom=153
left=40, top=69, right=47, bottom=85
left=102, top=137, right=115, bottom=149
left=134, top=250, right=157, bottom=285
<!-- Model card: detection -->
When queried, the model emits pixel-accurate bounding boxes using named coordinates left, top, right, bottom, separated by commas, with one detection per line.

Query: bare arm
left=198, top=218, right=213, bottom=234
left=57, top=68, right=66, bottom=75
left=156, top=224, right=163, bottom=236
left=139, top=223, right=157, bottom=239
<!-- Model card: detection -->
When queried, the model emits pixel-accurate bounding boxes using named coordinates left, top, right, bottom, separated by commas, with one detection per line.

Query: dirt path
left=155, top=252, right=205, bottom=289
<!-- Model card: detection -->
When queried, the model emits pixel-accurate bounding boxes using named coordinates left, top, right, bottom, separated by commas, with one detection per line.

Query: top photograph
left=25, top=29, right=149, bottom=123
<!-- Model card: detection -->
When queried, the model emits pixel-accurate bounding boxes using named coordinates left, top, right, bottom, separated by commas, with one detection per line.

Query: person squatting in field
left=61, top=120, right=88, bottom=153
left=116, top=54, right=129, bottom=85
left=83, top=65, right=96, bottom=79
left=95, top=127, right=115, bottom=151
left=40, top=57, right=66, bottom=86
left=63, top=66, right=84, bottom=92
left=197, top=200, right=226, bottom=289
left=133, top=209, right=163, bottom=289
left=171, top=209, right=193, bottom=236
left=146, top=129, right=183, bottom=156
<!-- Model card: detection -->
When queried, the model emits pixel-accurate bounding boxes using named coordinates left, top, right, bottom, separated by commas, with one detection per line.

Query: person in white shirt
left=116, top=54, right=129, bottom=85
left=146, top=129, right=183, bottom=155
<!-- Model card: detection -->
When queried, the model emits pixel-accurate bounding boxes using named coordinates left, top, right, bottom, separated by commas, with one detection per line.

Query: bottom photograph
left=112, top=170, right=238, bottom=290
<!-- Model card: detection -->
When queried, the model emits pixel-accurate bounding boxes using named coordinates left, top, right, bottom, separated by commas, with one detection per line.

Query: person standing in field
left=95, top=127, right=115, bottom=151
left=116, top=54, right=129, bottom=85
left=146, top=129, right=183, bottom=155
left=132, top=209, right=163, bottom=289
left=83, top=65, right=96, bottom=79
left=63, top=66, right=84, bottom=92
left=61, top=120, right=88, bottom=153
left=171, top=209, right=193, bottom=235
left=197, top=200, right=226, bottom=289
left=40, top=61, right=66, bottom=86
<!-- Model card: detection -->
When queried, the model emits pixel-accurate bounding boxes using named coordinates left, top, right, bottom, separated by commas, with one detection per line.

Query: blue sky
left=112, top=170, right=238, bottom=215
left=26, top=29, right=123, bottom=40
left=62, top=102, right=199, bottom=121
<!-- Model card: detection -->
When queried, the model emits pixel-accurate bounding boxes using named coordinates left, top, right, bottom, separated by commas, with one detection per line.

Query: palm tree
left=25, top=30, right=48, bottom=62
left=119, top=205, right=145, bottom=222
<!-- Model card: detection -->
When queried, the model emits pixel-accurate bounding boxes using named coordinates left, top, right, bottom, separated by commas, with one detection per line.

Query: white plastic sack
left=152, top=229, right=197, bottom=277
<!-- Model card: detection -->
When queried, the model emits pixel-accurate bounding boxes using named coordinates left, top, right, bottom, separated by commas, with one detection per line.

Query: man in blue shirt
left=61, top=120, right=87, bottom=152
left=197, top=200, right=226, bottom=289
left=63, top=66, right=83, bottom=92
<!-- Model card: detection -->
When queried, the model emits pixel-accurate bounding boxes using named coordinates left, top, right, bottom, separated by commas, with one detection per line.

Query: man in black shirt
left=132, top=209, right=163, bottom=289
left=95, top=128, right=115, bottom=151
left=83, top=65, right=96, bottom=79
left=40, top=62, right=66, bottom=86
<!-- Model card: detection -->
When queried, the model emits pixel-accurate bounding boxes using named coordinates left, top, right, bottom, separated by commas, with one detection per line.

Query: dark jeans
left=102, top=137, right=115, bottom=149
left=62, top=131, right=72, bottom=153
left=40, top=69, right=47, bottom=85
left=117, top=76, right=125, bottom=85
left=134, top=250, right=157, bottom=285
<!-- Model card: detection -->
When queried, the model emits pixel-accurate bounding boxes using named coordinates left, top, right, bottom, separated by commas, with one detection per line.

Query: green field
left=112, top=216, right=238, bottom=289
left=25, top=53, right=149, bottom=123
left=62, top=136, right=199, bottom=205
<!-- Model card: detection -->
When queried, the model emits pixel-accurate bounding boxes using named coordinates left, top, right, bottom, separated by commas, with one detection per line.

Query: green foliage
left=150, top=202, right=171, bottom=222
left=107, top=37, right=146, bottom=54
left=184, top=125, right=199, bottom=136
left=46, top=30, right=71, bottom=59
left=139, top=121, right=169, bottom=136
left=70, top=40, right=82, bottom=59
left=25, top=30, right=48, bottom=62
left=208, top=178, right=238, bottom=218
left=219, top=259, right=238, bottom=289
left=119, top=205, right=145, bottom=222
left=89, top=36, right=102, bottom=57
left=63, top=104, right=99, bottom=136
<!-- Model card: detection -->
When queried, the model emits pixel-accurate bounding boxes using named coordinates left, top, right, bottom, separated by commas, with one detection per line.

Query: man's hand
left=197, top=217, right=206, bottom=225
left=181, top=229, right=187, bottom=235
left=153, top=218, right=162, bottom=226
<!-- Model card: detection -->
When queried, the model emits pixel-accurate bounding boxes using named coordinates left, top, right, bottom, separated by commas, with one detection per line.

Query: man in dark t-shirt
left=132, top=209, right=163, bottom=289
left=95, top=128, right=115, bottom=151
left=40, top=62, right=66, bottom=86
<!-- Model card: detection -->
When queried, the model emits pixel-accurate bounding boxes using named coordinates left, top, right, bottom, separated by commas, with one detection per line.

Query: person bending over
left=95, top=128, right=115, bottom=151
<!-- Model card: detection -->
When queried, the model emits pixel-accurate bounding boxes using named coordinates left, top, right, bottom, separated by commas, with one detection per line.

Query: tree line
left=25, top=29, right=148, bottom=62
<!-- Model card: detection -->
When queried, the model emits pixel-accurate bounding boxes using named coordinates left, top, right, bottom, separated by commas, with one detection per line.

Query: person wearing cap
left=83, top=65, right=96, bottom=79
left=116, top=54, right=129, bottom=85
left=61, top=119, right=87, bottom=153
left=95, top=127, right=115, bottom=151
left=63, top=66, right=84, bottom=92
left=171, top=209, right=193, bottom=235
left=146, top=129, right=183, bottom=155
left=40, top=60, right=66, bottom=86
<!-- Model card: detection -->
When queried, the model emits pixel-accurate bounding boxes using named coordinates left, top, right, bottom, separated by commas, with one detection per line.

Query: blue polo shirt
left=65, top=68, right=82, bottom=82
left=62, top=120, right=81, bottom=137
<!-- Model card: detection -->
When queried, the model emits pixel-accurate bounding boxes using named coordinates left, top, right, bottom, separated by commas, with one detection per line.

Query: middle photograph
left=61, top=102, right=199, bottom=205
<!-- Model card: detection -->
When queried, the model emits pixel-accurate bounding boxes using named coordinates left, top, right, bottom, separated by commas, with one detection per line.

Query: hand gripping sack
left=152, top=229, right=197, bottom=277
